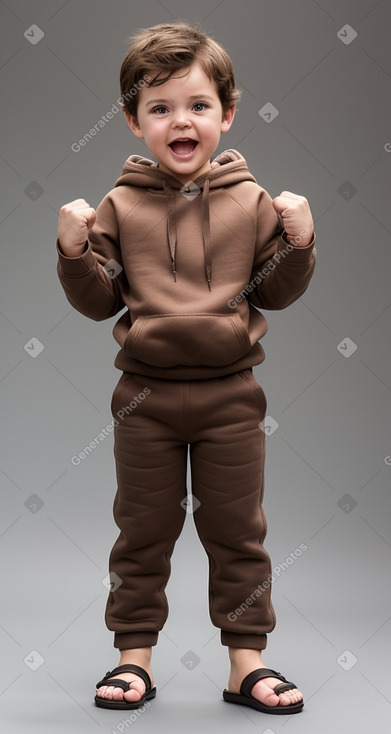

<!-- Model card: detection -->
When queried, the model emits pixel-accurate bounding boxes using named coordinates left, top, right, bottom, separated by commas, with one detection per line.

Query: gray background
left=1, top=0, right=390, bottom=731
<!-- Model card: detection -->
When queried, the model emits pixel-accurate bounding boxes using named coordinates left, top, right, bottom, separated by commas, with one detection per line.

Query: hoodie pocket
left=123, top=312, right=252, bottom=368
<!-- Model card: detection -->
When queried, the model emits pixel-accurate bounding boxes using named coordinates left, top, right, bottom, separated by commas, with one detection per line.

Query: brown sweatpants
left=104, top=368, right=277, bottom=651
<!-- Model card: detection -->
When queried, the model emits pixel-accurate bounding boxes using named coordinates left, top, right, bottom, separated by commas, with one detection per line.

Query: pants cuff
left=114, top=631, right=159, bottom=650
left=220, top=630, right=267, bottom=650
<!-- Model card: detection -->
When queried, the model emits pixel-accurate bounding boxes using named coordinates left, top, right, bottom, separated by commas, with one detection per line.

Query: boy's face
left=125, top=62, right=235, bottom=184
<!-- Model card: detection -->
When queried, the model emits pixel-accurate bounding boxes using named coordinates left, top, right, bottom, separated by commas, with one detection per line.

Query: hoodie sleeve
left=56, top=193, right=126, bottom=321
left=248, top=188, right=317, bottom=310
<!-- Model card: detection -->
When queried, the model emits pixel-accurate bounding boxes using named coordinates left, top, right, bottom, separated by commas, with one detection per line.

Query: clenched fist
left=272, top=191, right=314, bottom=248
left=57, top=198, right=96, bottom=257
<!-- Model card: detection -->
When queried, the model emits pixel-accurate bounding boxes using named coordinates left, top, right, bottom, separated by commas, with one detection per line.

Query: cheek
left=204, top=125, right=222, bottom=144
left=143, top=126, right=161, bottom=145
left=201, top=116, right=222, bottom=136
left=148, top=120, right=168, bottom=141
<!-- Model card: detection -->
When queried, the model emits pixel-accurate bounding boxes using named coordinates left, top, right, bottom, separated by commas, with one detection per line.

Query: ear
left=124, top=111, right=144, bottom=139
left=220, top=104, right=236, bottom=134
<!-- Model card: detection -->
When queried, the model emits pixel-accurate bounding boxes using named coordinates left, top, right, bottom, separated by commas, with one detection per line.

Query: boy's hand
left=272, top=191, right=314, bottom=247
left=58, top=198, right=96, bottom=256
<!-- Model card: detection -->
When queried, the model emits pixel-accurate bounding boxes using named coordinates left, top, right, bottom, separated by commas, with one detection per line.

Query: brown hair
left=119, top=21, right=241, bottom=120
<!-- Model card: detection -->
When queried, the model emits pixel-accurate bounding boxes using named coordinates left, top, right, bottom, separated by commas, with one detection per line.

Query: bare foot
left=95, top=647, right=154, bottom=704
left=228, top=648, right=303, bottom=708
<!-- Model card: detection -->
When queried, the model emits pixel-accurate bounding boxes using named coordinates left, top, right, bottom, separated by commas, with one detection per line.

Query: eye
left=193, top=102, right=207, bottom=112
left=153, top=106, right=168, bottom=115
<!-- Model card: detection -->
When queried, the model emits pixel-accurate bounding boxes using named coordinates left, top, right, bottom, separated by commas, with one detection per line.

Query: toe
left=112, top=686, right=128, bottom=701
left=250, top=680, right=280, bottom=707
left=96, top=685, right=108, bottom=699
left=250, top=679, right=303, bottom=708
left=276, top=686, right=303, bottom=706
left=278, top=691, right=294, bottom=705
left=96, top=674, right=146, bottom=702
left=123, top=682, right=144, bottom=702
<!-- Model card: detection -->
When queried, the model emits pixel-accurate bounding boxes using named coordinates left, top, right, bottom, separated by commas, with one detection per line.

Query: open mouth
left=168, top=138, right=198, bottom=157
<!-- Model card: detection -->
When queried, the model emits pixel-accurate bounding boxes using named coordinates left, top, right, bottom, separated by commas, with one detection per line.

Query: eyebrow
left=146, top=94, right=216, bottom=105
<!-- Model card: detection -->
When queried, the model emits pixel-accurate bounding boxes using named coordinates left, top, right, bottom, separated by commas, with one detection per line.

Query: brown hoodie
left=56, top=149, right=316, bottom=380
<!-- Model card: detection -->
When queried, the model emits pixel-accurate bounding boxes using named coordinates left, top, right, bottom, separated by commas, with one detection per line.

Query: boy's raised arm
left=248, top=188, right=316, bottom=311
left=56, top=195, right=126, bottom=321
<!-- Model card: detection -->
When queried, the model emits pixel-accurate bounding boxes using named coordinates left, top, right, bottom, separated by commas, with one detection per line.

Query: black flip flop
left=223, top=667, right=304, bottom=714
left=95, top=663, right=156, bottom=709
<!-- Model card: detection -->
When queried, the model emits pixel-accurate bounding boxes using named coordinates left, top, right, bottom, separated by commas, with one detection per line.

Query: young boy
left=56, top=21, right=316, bottom=715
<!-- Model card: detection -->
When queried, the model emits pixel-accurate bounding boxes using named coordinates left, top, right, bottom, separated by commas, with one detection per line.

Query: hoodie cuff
left=56, top=239, right=97, bottom=275
left=279, top=230, right=316, bottom=261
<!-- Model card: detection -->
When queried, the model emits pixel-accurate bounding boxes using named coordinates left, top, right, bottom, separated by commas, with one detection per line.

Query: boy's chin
left=156, top=158, right=212, bottom=182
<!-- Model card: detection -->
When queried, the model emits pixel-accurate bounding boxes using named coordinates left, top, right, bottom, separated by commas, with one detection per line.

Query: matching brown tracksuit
left=57, top=148, right=316, bottom=650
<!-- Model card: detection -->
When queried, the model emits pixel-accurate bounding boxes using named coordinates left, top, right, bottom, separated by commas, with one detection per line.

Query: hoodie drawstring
left=162, top=178, right=212, bottom=291
left=202, top=178, right=212, bottom=291
left=162, top=180, right=177, bottom=282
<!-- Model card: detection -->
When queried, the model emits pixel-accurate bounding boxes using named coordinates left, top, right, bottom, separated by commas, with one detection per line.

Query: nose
left=172, top=109, right=191, bottom=128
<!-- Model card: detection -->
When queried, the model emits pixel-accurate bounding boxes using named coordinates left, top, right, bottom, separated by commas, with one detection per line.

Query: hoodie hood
left=114, top=149, right=256, bottom=290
